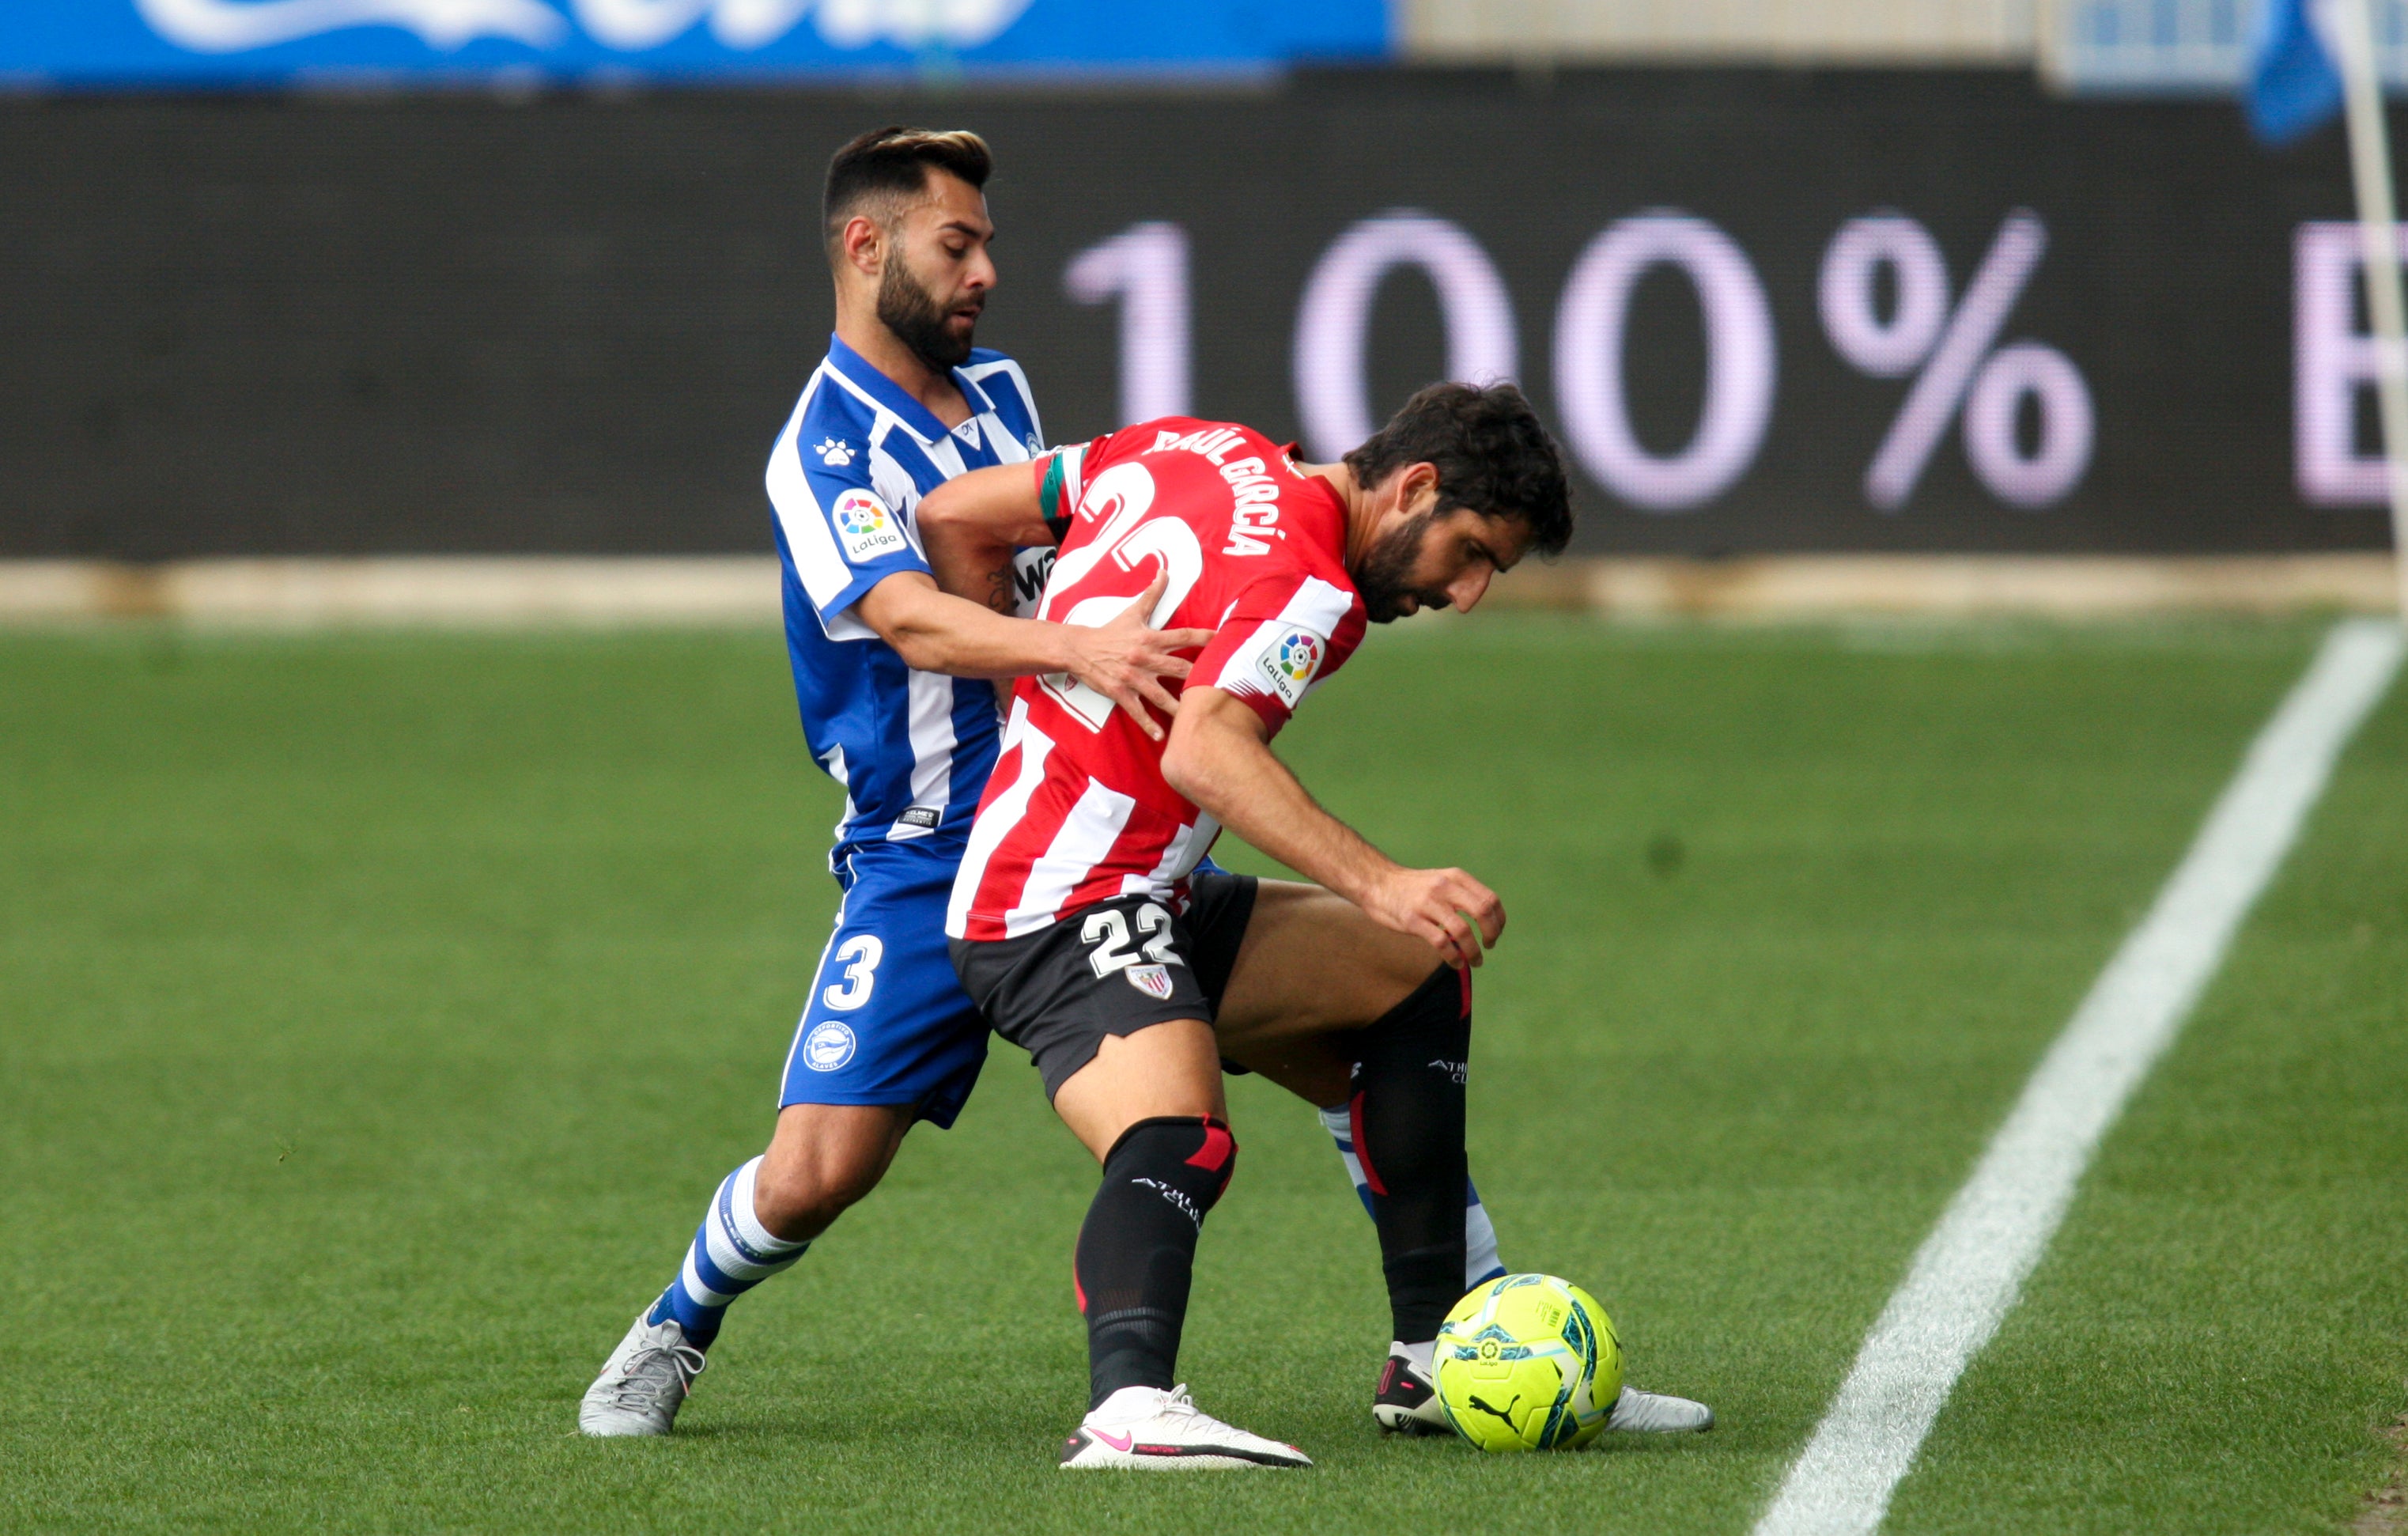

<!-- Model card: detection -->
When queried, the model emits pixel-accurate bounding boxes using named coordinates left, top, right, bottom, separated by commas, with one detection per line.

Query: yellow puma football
left=1433, top=1273, right=1624, bottom=1451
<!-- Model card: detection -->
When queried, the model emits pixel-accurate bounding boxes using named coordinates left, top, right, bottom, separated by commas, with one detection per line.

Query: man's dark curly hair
left=1342, top=381, right=1574, bottom=556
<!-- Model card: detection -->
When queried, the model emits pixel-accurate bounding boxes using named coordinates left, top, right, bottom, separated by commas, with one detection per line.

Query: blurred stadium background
left=9, top=0, right=2408, bottom=613
left=8, top=4, right=2408, bottom=1534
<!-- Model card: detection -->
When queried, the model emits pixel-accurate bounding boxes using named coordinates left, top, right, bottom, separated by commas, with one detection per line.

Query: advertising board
left=0, top=69, right=2391, bottom=556
left=2, top=0, right=1385, bottom=85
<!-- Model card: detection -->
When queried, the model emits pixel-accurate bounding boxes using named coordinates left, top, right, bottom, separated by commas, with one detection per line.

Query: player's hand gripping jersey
left=946, top=419, right=1370, bottom=941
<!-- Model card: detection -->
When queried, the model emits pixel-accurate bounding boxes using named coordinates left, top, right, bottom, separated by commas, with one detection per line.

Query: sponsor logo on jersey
left=815, top=437, right=854, bottom=466
left=802, top=1020, right=858, bottom=1072
left=1126, top=963, right=1175, bottom=1001
left=833, top=489, right=906, bottom=562
left=1011, top=547, right=1057, bottom=615
left=895, top=806, right=940, bottom=830
left=1255, top=628, right=1324, bottom=706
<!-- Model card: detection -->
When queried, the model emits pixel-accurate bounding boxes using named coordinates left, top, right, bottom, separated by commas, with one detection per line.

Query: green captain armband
left=1037, top=452, right=1072, bottom=543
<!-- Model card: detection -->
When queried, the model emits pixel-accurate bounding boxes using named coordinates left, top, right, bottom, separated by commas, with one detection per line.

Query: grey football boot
left=1601, top=1383, right=1715, bottom=1434
left=1372, top=1349, right=1714, bottom=1437
left=579, top=1312, right=707, bottom=1437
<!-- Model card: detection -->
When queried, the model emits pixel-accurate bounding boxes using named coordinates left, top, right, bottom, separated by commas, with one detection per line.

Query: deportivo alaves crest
left=134, top=0, right=1036, bottom=54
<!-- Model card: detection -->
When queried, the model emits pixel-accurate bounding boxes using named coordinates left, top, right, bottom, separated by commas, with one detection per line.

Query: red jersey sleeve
left=1191, top=570, right=1367, bottom=733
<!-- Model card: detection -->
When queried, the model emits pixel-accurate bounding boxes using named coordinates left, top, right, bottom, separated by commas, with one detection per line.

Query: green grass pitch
left=3, top=617, right=2404, bottom=1532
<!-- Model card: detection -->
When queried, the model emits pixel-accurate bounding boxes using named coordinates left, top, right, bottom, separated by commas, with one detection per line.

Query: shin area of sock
left=1073, top=1115, right=1237, bottom=1409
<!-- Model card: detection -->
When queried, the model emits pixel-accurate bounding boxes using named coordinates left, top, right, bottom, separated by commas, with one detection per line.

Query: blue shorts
left=779, top=838, right=989, bottom=1129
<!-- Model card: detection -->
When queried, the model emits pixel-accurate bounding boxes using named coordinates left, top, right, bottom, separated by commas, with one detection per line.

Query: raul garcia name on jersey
left=1144, top=424, right=1302, bottom=558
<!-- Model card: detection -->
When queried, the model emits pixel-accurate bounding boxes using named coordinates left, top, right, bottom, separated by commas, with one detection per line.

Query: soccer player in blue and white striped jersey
left=579, top=127, right=1206, bottom=1438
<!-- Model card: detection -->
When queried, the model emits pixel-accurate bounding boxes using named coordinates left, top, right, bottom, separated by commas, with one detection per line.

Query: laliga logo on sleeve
left=1255, top=628, right=1323, bottom=708
left=833, top=489, right=906, bottom=562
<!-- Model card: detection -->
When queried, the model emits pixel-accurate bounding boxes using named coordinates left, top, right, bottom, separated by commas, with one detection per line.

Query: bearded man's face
left=877, top=245, right=981, bottom=370
left=874, top=173, right=994, bottom=371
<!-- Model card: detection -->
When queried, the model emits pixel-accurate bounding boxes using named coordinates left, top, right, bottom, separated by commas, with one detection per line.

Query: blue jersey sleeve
left=767, top=415, right=932, bottom=628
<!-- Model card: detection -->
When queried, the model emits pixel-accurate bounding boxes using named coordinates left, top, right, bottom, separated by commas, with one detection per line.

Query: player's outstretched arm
left=902, top=463, right=1213, bottom=740
left=854, top=571, right=1206, bottom=743
left=917, top=462, right=1060, bottom=619
left=1161, top=687, right=1504, bottom=970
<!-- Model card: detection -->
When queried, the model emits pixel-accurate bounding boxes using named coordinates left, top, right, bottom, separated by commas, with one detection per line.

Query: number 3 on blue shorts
left=821, top=934, right=883, bottom=1012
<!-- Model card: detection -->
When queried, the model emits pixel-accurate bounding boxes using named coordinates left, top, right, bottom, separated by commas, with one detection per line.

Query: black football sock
left=1073, top=1115, right=1238, bottom=1410
left=1348, top=965, right=1472, bottom=1345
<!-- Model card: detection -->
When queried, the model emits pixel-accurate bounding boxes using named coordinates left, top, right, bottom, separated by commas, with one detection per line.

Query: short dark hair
left=1344, top=381, right=1574, bottom=557
left=822, top=127, right=992, bottom=255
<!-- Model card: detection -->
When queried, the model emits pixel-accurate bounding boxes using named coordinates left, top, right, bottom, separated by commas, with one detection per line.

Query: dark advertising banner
left=0, top=69, right=2391, bottom=558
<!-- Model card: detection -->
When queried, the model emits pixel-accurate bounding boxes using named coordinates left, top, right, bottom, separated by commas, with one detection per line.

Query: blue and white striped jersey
left=767, top=334, right=1045, bottom=858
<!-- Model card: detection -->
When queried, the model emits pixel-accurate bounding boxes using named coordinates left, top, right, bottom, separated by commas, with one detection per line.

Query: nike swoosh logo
left=1091, top=1428, right=1133, bottom=1452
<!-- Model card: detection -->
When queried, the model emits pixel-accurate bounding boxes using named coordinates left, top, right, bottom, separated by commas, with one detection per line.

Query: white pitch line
left=1755, top=618, right=2405, bottom=1536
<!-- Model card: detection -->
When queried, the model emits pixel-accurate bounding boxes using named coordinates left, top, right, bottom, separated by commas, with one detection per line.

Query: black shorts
left=950, top=871, right=1258, bottom=1100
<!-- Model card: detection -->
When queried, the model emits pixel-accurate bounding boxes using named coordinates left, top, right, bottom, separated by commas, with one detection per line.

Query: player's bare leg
left=1213, top=880, right=1713, bottom=1437
left=753, top=1103, right=917, bottom=1241
left=1046, top=1021, right=1310, bottom=1470
left=580, top=1103, right=914, bottom=1437
left=1051, top=1020, right=1225, bottom=1160
left=1212, top=880, right=1442, bottom=1084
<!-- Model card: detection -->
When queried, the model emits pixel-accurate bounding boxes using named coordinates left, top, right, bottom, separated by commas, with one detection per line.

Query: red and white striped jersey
left=946, top=418, right=1370, bottom=941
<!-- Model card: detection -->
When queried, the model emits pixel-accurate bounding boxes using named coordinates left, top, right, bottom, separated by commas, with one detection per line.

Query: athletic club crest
left=1125, top=963, right=1175, bottom=1001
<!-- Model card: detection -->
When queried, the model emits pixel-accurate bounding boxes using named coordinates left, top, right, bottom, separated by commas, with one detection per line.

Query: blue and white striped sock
left=645, top=1156, right=811, bottom=1349
left=1317, top=1104, right=1506, bottom=1292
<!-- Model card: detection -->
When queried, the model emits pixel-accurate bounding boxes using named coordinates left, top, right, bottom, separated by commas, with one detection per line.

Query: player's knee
left=752, top=1136, right=892, bottom=1243
left=1103, top=1114, right=1238, bottom=1209
left=751, top=1164, right=873, bottom=1244
left=1349, top=964, right=1472, bottom=1094
left=1372, top=964, right=1472, bottom=1045
left=1354, top=931, right=1468, bottom=1027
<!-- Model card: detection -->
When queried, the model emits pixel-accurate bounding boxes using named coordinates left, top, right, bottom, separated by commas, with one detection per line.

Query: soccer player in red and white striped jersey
left=944, top=414, right=1372, bottom=940
left=920, top=382, right=1725, bottom=1469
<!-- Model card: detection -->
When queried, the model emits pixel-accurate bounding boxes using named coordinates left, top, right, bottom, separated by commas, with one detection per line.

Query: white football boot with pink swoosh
left=1058, top=1385, right=1312, bottom=1470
